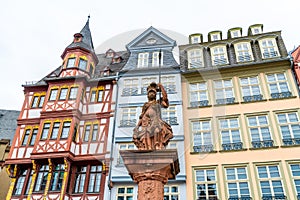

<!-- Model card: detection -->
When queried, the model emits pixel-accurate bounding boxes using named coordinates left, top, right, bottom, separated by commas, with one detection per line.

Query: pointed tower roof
left=61, top=16, right=95, bottom=58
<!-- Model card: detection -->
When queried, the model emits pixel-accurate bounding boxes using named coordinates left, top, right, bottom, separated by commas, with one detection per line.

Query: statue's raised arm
left=133, top=82, right=173, bottom=150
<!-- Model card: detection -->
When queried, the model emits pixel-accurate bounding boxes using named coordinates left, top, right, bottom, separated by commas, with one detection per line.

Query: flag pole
left=158, top=49, right=162, bottom=118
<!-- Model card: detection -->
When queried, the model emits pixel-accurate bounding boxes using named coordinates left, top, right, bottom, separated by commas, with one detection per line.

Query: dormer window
left=234, top=42, right=253, bottom=62
left=73, top=33, right=83, bottom=43
left=79, top=58, right=88, bottom=70
left=231, top=30, right=241, bottom=38
left=191, top=36, right=200, bottom=44
left=137, top=53, right=149, bottom=68
left=249, top=24, right=263, bottom=35
left=258, top=37, right=280, bottom=59
left=188, top=49, right=203, bottom=68
left=66, top=58, right=76, bottom=68
left=211, top=34, right=220, bottom=41
left=211, top=46, right=228, bottom=66
left=106, top=49, right=115, bottom=58
left=152, top=52, right=163, bottom=67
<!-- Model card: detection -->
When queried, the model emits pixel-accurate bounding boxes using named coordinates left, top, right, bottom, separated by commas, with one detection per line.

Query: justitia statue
left=133, top=82, right=173, bottom=150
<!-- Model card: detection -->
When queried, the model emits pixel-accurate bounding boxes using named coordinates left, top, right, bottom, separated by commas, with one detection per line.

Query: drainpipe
left=107, top=71, right=120, bottom=199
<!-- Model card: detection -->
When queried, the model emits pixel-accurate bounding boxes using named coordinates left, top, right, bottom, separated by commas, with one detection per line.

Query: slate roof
left=0, top=110, right=19, bottom=144
left=66, top=17, right=95, bottom=53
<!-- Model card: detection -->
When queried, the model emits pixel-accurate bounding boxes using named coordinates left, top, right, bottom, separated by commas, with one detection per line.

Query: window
left=49, top=88, right=58, bottom=101
left=89, top=64, right=94, bottom=74
left=247, top=115, right=273, bottom=148
left=191, top=35, right=201, bottom=44
left=152, top=52, right=163, bottom=67
left=34, top=165, right=49, bottom=192
left=87, top=165, right=102, bottom=193
left=214, top=79, right=235, bottom=104
left=90, top=87, right=104, bottom=103
left=83, top=124, right=91, bottom=142
left=74, top=166, right=87, bottom=193
left=13, top=169, right=27, bottom=195
left=61, top=121, right=71, bottom=139
left=137, top=53, right=149, bottom=68
left=162, top=76, right=176, bottom=93
left=50, top=164, right=64, bottom=191
left=188, top=49, right=203, bottom=68
left=240, top=76, right=262, bottom=102
left=83, top=122, right=99, bottom=142
left=29, top=129, right=38, bottom=146
left=141, top=77, right=157, bottom=94
left=66, top=57, right=76, bottom=68
left=289, top=163, right=300, bottom=197
left=195, top=168, right=218, bottom=199
left=192, top=120, right=213, bottom=152
left=117, top=186, right=134, bottom=200
left=122, top=79, right=138, bottom=96
left=59, top=88, right=68, bottom=100
left=225, top=167, right=251, bottom=199
left=266, top=73, right=291, bottom=99
left=78, top=58, right=87, bottom=70
left=259, top=38, right=280, bottom=59
left=164, top=185, right=179, bottom=200
left=250, top=26, right=262, bottom=35
left=120, top=108, right=137, bottom=127
left=231, top=30, right=241, bottom=38
left=118, top=143, right=135, bottom=165
left=211, top=46, right=228, bottom=65
left=211, top=33, right=221, bottom=41
left=235, top=42, right=253, bottom=62
left=69, top=87, right=78, bottom=100
left=50, top=122, right=61, bottom=139
left=31, top=93, right=45, bottom=108
left=41, top=122, right=51, bottom=140
left=189, top=82, right=209, bottom=107
left=276, top=112, right=300, bottom=146
left=22, top=129, right=31, bottom=146
left=257, top=165, right=285, bottom=198
left=219, top=118, right=242, bottom=150
left=25, top=170, right=33, bottom=195
left=22, top=128, right=38, bottom=146
left=162, top=106, right=177, bottom=125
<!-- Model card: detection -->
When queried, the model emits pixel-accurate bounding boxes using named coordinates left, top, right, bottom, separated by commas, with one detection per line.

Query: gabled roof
left=126, top=26, right=176, bottom=50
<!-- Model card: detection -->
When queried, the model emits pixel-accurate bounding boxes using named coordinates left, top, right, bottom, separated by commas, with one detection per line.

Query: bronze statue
left=133, top=82, right=173, bottom=150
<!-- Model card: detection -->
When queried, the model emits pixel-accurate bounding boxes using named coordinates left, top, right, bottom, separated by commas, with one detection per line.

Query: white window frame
left=191, top=35, right=201, bottom=44
left=211, top=33, right=221, bottom=41
left=137, top=53, right=149, bottom=68
left=258, top=38, right=280, bottom=59
left=118, top=143, right=135, bottom=165
left=141, top=77, right=157, bottom=94
left=161, top=76, right=176, bottom=93
left=152, top=52, right=163, bottom=67
left=234, top=42, right=253, bottom=62
left=219, top=117, right=242, bottom=150
left=120, top=107, right=137, bottom=127
left=116, top=186, right=134, bottom=200
left=289, top=163, right=300, bottom=196
left=266, top=73, right=290, bottom=98
left=256, top=165, right=285, bottom=197
left=164, top=185, right=179, bottom=200
left=162, top=105, right=177, bottom=125
left=251, top=26, right=262, bottom=35
left=225, top=166, right=251, bottom=198
left=231, top=30, right=241, bottom=38
left=214, top=79, right=235, bottom=104
left=188, top=49, right=203, bottom=68
left=191, top=120, right=213, bottom=152
left=211, top=46, right=228, bottom=66
left=189, top=82, right=209, bottom=107
left=194, top=168, right=218, bottom=199
left=247, top=115, right=273, bottom=148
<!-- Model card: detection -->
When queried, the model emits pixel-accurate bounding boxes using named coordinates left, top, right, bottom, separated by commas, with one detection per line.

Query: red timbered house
left=4, top=18, right=118, bottom=200
left=292, top=45, right=300, bottom=89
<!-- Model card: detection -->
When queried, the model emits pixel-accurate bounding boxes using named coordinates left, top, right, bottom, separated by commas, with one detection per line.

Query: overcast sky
left=0, top=0, right=299, bottom=111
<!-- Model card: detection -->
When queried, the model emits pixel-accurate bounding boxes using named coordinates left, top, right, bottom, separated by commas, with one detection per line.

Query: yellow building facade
left=180, top=25, right=300, bottom=199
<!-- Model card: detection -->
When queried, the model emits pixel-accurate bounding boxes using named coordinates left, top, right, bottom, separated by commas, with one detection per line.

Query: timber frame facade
left=4, top=18, right=117, bottom=200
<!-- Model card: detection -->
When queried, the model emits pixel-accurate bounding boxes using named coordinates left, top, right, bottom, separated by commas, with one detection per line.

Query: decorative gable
left=126, top=26, right=176, bottom=50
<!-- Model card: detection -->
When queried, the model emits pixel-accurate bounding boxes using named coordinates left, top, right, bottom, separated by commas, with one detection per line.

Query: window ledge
left=219, top=148, right=247, bottom=153
left=281, top=144, right=300, bottom=148
left=249, top=146, right=279, bottom=150
left=241, top=99, right=267, bottom=104
left=269, top=95, right=297, bottom=101
left=188, top=105, right=212, bottom=109
left=190, top=150, right=217, bottom=155
left=213, top=102, right=239, bottom=107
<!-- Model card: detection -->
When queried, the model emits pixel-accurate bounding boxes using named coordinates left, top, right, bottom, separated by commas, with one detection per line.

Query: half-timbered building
left=5, top=17, right=117, bottom=200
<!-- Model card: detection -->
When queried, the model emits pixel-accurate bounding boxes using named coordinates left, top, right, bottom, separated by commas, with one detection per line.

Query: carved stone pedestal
left=120, top=149, right=180, bottom=200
